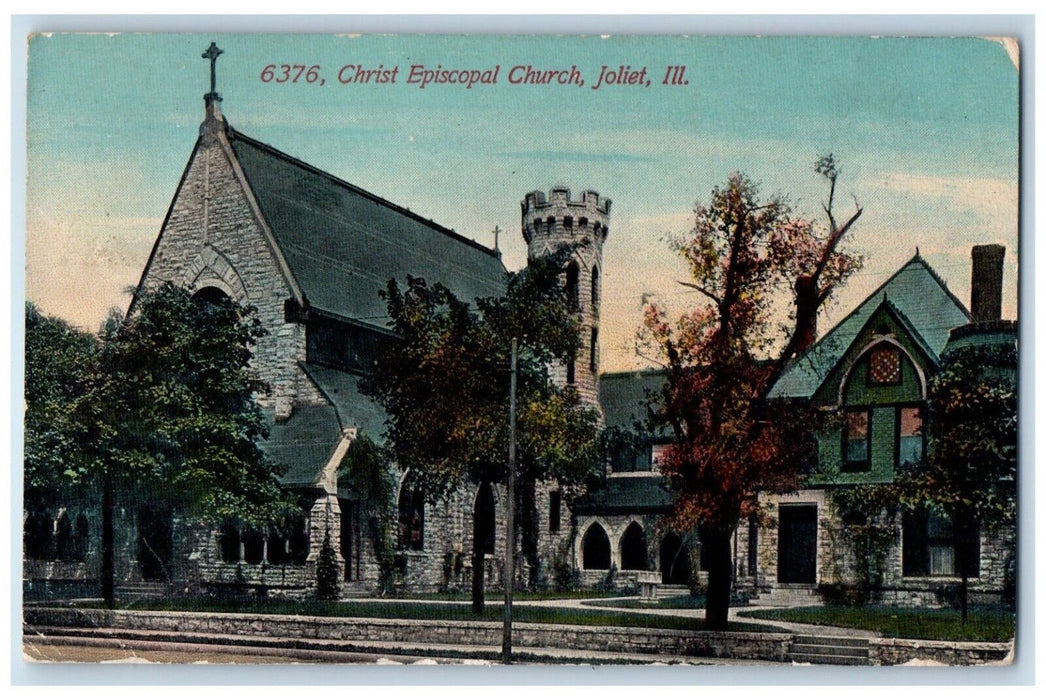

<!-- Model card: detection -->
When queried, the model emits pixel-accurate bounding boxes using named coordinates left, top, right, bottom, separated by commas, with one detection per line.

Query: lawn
left=381, top=589, right=623, bottom=602
left=139, top=596, right=786, bottom=633
left=737, top=605, right=1015, bottom=642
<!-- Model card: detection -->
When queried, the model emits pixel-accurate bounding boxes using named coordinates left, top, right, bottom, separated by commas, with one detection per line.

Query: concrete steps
left=750, top=585, right=822, bottom=608
left=655, top=584, right=691, bottom=598
left=789, top=634, right=870, bottom=666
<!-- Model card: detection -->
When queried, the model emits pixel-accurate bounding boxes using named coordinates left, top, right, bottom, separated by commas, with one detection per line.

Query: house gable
left=769, top=255, right=969, bottom=401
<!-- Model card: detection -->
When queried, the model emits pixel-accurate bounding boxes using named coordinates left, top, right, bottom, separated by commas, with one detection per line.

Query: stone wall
left=869, top=638, right=1012, bottom=666
left=25, top=607, right=791, bottom=661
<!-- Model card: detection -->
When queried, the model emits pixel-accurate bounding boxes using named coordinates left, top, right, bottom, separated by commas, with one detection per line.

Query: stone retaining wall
left=869, top=637, right=1012, bottom=666
left=24, top=607, right=790, bottom=661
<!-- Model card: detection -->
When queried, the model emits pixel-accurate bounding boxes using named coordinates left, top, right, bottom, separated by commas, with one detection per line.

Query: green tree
left=315, top=530, right=341, bottom=600
left=95, top=283, right=293, bottom=606
left=896, top=340, right=1017, bottom=622
left=364, top=249, right=604, bottom=610
left=24, top=303, right=104, bottom=551
left=638, top=157, right=862, bottom=629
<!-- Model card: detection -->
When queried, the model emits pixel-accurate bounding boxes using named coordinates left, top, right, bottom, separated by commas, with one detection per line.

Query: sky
left=25, top=33, right=1019, bottom=372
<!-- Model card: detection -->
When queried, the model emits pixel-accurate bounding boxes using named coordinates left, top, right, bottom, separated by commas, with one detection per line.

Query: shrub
left=315, top=530, right=340, bottom=600
left=818, top=582, right=869, bottom=607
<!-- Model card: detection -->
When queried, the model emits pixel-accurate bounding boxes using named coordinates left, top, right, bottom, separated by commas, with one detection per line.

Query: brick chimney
left=970, top=244, right=1005, bottom=322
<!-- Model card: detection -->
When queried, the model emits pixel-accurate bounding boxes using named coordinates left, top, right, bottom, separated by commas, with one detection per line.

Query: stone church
left=24, top=46, right=1015, bottom=606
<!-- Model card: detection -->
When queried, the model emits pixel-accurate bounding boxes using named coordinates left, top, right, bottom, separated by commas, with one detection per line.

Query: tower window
left=566, top=358, right=576, bottom=385
left=591, top=266, right=600, bottom=307
left=564, top=216, right=573, bottom=230
left=579, top=217, right=588, bottom=229
left=549, top=490, right=561, bottom=533
left=565, top=261, right=580, bottom=311
left=590, top=328, right=598, bottom=373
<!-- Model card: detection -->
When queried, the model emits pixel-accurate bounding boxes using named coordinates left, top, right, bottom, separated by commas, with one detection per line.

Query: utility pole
left=502, top=337, right=518, bottom=664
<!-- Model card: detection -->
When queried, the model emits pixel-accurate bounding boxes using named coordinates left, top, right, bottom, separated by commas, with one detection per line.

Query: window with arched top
left=619, top=522, right=648, bottom=571
left=55, top=512, right=74, bottom=562
left=590, top=328, right=598, bottom=373
left=473, top=482, right=496, bottom=556
left=581, top=523, right=611, bottom=569
left=398, top=473, right=425, bottom=551
left=841, top=340, right=925, bottom=474
left=565, top=261, right=580, bottom=311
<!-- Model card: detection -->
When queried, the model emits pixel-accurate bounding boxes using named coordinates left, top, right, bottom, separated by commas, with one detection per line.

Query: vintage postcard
left=21, top=31, right=1020, bottom=670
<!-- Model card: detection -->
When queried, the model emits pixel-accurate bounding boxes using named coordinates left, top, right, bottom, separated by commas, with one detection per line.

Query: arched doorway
left=398, top=472, right=425, bottom=551
left=473, top=482, right=496, bottom=556
left=619, top=521, right=648, bottom=570
left=581, top=522, right=611, bottom=569
left=660, top=532, right=691, bottom=585
left=137, top=505, right=173, bottom=582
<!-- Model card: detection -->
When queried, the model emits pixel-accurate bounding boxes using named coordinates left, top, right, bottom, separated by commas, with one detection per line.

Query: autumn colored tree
left=896, top=339, right=1017, bottom=622
left=638, top=156, right=862, bottom=629
left=365, top=249, right=604, bottom=610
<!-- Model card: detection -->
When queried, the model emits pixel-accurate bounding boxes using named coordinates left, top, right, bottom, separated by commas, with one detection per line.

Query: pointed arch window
left=565, top=261, right=580, bottom=311
left=398, top=473, right=425, bottom=551
left=581, top=522, right=611, bottom=569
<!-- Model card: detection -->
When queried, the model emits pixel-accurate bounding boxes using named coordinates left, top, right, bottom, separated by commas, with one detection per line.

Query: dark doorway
left=339, top=499, right=359, bottom=580
left=581, top=523, right=611, bottom=569
left=137, top=505, right=173, bottom=582
left=619, top=522, right=648, bottom=570
left=660, top=532, right=692, bottom=585
left=777, top=505, right=817, bottom=584
left=473, top=482, right=496, bottom=556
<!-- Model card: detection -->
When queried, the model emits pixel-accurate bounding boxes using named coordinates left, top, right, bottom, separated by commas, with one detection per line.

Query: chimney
left=970, top=244, right=1005, bottom=322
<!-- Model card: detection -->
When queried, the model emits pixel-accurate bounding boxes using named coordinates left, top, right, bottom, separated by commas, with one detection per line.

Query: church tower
left=521, top=187, right=610, bottom=410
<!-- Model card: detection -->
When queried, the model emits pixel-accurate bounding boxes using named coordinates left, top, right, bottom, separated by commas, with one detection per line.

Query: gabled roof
left=226, top=128, right=508, bottom=325
left=768, top=255, right=970, bottom=400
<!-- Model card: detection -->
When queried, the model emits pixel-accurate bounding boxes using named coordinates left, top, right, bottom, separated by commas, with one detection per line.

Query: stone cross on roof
left=202, top=42, right=223, bottom=100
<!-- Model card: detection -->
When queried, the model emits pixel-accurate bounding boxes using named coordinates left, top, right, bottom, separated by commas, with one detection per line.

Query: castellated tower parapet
left=521, top=187, right=610, bottom=413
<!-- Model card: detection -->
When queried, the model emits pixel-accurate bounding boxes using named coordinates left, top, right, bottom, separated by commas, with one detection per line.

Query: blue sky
left=25, top=33, right=1019, bottom=371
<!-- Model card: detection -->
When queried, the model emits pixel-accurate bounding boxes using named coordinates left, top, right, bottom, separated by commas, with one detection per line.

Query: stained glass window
left=868, top=345, right=902, bottom=384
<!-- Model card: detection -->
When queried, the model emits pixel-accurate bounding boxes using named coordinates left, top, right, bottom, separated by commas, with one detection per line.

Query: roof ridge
left=225, top=125, right=502, bottom=261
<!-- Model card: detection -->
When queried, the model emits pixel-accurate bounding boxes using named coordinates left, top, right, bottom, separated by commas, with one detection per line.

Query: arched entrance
left=660, top=532, right=691, bottom=585
left=473, top=482, right=496, bottom=556
left=137, top=505, right=173, bottom=582
left=581, top=522, right=611, bottom=569
left=619, top=521, right=648, bottom=570
left=398, top=472, right=425, bottom=551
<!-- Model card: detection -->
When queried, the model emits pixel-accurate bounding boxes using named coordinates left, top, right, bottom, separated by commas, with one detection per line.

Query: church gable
left=135, top=104, right=323, bottom=415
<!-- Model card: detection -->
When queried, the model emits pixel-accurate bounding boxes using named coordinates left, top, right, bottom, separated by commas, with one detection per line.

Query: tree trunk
left=101, top=469, right=115, bottom=609
left=701, top=524, right=734, bottom=631
left=472, top=551, right=485, bottom=613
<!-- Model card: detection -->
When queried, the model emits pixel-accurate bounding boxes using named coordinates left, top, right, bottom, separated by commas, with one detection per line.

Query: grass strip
left=737, top=605, right=1014, bottom=642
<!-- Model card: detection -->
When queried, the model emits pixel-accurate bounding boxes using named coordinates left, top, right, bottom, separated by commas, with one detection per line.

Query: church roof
left=572, top=475, right=674, bottom=516
left=300, top=362, right=388, bottom=442
left=768, top=255, right=970, bottom=400
left=260, top=404, right=341, bottom=488
left=227, top=128, right=508, bottom=326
